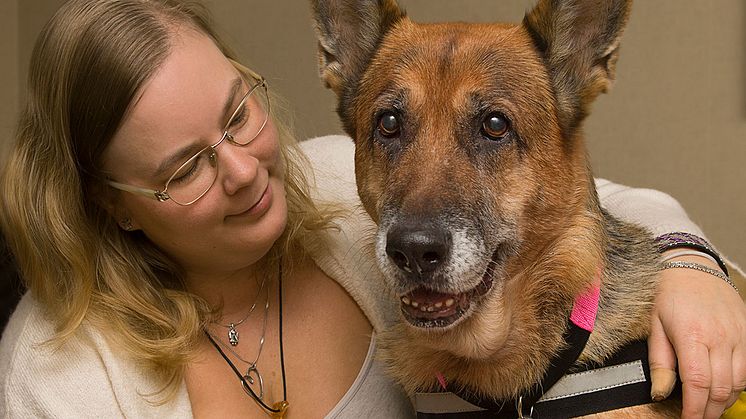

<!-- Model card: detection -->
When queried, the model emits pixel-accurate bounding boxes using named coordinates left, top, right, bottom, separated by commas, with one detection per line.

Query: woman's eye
left=377, top=112, right=400, bottom=138
left=171, top=162, right=198, bottom=184
left=229, top=105, right=248, bottom=128
left=481, top=113, right=510, bottom=140
left=170, top=151, right=210, bottom=184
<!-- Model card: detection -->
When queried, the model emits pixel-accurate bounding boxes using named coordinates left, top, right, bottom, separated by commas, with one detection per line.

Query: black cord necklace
left=205, top=263, right=288, bottom=417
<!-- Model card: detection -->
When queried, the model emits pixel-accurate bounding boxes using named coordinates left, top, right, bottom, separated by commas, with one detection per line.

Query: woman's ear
left=93, top=181, right=142, bottom=232
left=113, top=208, right=142, bottom=232
left=117, top=217, right=137, bottom=231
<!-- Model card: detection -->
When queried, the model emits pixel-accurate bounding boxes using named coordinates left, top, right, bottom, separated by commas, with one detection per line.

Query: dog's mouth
left=399, top=252, right=498, bottom=328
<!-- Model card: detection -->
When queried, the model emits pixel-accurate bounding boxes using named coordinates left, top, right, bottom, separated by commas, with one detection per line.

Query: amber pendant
left=269, top=401, right=289, bottom=418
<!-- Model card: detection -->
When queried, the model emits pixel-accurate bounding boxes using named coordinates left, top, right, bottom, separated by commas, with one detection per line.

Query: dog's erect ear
left=523, top=0, right=632, bottom=136
left=309, top=0, right=406, bottom=96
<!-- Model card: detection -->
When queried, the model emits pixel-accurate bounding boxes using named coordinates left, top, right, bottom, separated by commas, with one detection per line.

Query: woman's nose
left=218, top=142, right=259, bottom=195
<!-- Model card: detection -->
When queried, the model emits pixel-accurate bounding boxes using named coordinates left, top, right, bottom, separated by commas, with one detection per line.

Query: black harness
left=415, top=338, right=663, bottom=418
left=414, top=280, right=673, bottom=418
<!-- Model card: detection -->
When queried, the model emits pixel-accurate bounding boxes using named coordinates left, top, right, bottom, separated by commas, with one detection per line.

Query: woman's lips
left=228, top=183, right=272, bottom=219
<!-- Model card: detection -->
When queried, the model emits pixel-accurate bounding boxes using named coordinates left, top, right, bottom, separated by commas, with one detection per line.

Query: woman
left=0, top=1, right=743, bottom=418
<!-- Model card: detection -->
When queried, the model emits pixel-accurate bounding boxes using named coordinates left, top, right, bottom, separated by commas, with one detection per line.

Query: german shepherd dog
left=311, top=0, right=681, bottom=417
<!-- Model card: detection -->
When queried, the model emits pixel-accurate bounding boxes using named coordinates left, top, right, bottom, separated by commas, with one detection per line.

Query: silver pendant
left=242, top=365, right=264, bottom=399
left=228, top=323, right=239, bottom=346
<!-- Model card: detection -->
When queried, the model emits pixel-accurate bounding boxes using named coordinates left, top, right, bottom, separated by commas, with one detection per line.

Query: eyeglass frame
left=106, top=67, right=271, bottom=206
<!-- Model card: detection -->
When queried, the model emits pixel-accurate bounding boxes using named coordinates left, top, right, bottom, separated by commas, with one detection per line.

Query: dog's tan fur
left=311, top=0, right=681, bottom=416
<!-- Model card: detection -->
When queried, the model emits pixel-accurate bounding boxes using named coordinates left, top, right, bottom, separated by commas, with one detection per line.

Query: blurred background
left=1, top=0, right=744, bottom=265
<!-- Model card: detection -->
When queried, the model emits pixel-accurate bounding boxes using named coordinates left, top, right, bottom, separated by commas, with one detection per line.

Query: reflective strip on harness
left=538, top=360, right=646, bottom=402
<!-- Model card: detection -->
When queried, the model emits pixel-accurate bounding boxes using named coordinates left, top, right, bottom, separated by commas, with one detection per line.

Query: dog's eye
left=481, top=113, right=510, bottom=140
left=378, top=112, right=401, bottom=138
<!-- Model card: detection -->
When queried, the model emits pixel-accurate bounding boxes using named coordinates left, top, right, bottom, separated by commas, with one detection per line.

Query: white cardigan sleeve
left=0, top=295, right=193, bottom=418
left=595, top=178, right=705, bottom=239
left=597, top=179, right=745, bottom=276
left=301, top=135, right=400, bottom=333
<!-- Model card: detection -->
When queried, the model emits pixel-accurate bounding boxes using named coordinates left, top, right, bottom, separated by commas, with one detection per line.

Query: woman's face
left=102, top=28, right=287, bottom=278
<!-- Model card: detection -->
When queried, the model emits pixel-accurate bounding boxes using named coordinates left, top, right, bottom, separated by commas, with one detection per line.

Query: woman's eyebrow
left=153, top=143, right=204, bottom=179
left=221, top=77, right=244, bottom=124
left=153, top=77, right=244, bottom=178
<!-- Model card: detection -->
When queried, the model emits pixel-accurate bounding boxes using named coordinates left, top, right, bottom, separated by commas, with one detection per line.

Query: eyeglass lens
left=165, top=80, right=269, bottom=205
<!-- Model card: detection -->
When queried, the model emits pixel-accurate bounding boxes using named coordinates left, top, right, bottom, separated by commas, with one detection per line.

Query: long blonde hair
left=1, top=0, right=335, bottom=399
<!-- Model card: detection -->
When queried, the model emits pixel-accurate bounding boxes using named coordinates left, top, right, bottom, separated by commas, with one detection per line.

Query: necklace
left=213, top=275, right=267, bottom=346
left=206, top=263, right=288, bottom=418
left=208, top=280, right=270, bottom=398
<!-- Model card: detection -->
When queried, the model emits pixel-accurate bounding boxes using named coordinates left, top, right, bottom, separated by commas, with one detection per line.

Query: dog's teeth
left=411, top=301, right=419, bottom=308
left=401, top=296, right=411, bottom=306
left=434, top=302, right=443, bottom=308
left=426, top=306, right=435, bottom=312
left=445, top=298, right=455, bottom=307
left=420, top=306, right=428, bottom=312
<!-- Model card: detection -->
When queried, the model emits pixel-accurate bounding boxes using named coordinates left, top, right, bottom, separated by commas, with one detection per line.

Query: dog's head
left=311, top=0, right=630, bottom=354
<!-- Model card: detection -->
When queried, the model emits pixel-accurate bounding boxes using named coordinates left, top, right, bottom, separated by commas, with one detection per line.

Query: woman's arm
left=597, top=178, right=746, bottom=419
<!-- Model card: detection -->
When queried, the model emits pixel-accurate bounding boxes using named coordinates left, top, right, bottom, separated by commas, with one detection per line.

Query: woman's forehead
left=102, top=28, right=240, bottom=175
left=137, top=28, right=238, bottom=113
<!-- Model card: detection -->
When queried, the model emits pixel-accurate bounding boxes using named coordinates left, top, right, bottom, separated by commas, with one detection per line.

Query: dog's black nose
left=386, top=225, right=451, bottom=277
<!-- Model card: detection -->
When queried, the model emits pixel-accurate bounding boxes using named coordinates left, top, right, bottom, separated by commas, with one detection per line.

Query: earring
left=119, top=218, right=134, bottom=231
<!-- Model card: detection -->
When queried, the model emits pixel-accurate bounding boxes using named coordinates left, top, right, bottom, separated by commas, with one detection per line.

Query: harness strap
left=444, top=278, right=600, bottom=417
left=415, top=339, right=668, bottom=418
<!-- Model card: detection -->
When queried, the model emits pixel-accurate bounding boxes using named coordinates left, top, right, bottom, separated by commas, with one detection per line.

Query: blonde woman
left=0, top=1, right=743, bottom=418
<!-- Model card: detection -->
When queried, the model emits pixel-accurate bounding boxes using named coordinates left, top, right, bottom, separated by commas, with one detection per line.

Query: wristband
left=660, top=249, right=720, bottom=266
left=654, top=232, right=728, bottom=276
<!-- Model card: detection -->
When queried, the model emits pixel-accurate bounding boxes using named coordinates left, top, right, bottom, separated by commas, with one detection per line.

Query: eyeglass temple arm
left=105, top=65, right=263, bottom=205
left=227, top=60, right=264, bottom=84
left=107, top=180, right=166, bottom=202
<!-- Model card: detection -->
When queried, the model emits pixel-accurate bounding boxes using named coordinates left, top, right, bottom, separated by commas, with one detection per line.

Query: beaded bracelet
left=654, top=232, right=729, bottom=276
left=662, top=261, right=739, bottom=293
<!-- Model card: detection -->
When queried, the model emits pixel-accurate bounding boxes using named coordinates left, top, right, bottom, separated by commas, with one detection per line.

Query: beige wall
left=0, top=0, right=66, bottom=162
left=2, top=0, right=744, bottom=265
left=0, top=0, right=19, bottom=162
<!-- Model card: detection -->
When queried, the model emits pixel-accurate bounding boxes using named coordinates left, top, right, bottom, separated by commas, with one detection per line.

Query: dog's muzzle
left=383, top=219, right=498, bottom=329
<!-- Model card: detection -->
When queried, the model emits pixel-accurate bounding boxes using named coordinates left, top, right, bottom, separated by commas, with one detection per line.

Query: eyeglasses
left=107, top=68, right=271, bottom=206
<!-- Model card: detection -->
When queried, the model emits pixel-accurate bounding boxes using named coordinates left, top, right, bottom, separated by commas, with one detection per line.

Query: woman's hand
left=648, top=254, right=746, bottom=419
